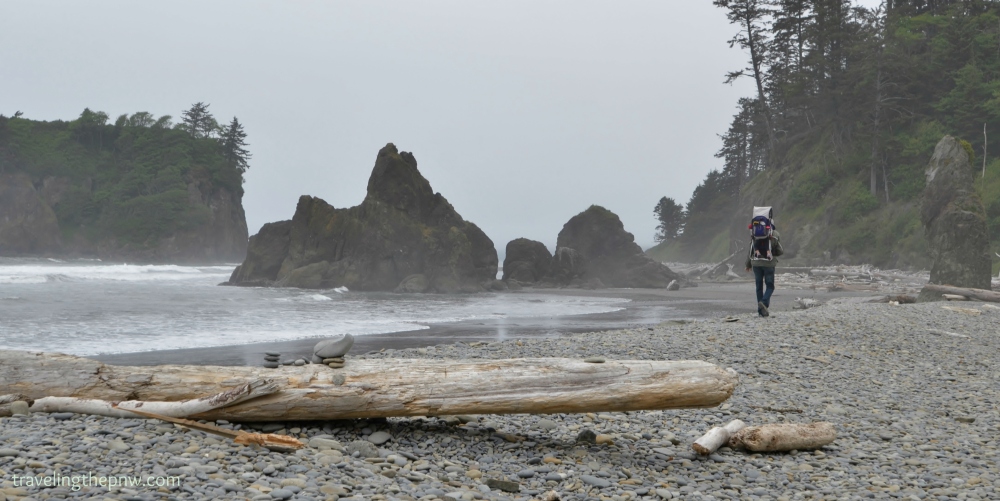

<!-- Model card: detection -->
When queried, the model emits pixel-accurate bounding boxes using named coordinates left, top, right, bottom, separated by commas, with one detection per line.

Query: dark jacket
left=745, top=231, right=783, bottom=269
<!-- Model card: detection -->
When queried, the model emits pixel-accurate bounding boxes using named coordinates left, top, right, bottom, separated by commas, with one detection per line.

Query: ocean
left=0, top=258, right=630, bottom=357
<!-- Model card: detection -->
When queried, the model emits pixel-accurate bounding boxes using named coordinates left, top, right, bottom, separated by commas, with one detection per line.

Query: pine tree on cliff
left=221, top=117, right=251, bottom=173
left=180, top=102, right=218, bottom=139
left=714, top=0, right=778, bottom=167
left=653, top=197, right=685, bottom=242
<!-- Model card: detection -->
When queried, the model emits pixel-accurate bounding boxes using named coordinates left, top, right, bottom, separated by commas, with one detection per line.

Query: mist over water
left=0, top=259, right=627, bottom=356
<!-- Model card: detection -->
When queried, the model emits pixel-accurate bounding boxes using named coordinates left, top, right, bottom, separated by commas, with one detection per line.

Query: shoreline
left=92, top=282, right=877, bottom=366
left=3, top=294, right=996, bottom=500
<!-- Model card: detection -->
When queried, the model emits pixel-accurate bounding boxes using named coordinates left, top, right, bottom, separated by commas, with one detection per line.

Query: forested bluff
left=0, top=104, right=249, bottom=262
left=648, top=0, right=1000, bottom=275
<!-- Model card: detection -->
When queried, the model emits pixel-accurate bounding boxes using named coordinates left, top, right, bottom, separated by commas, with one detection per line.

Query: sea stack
left=918, top=136, right=991, bottom=300
left=228, top=144, right=498, bottom=292
left=542, top=205, right=682, bottom=288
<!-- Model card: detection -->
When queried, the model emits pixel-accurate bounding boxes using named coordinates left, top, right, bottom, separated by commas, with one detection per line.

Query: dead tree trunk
left=0, top=351, right=737, bottom=422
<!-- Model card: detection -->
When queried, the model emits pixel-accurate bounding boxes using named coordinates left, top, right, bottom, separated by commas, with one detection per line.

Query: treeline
left=0, top=103, right=251, bottom=245
left=653, top=0, right=1000, bottom=266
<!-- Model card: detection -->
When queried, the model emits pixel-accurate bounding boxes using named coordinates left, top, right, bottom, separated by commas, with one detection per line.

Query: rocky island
left=503, top=205, right=682, bottom=289
left=227, top=144, right=498, bottom=292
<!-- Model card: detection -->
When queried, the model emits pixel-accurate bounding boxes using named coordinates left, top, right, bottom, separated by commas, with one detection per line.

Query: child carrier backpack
left=749, top=206, right=775, bottom=262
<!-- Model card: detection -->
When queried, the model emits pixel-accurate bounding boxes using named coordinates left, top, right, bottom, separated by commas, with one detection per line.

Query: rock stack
left=226, top=144, right=498, bottom=292
left=263, top=352, right=281, bottom=369
left=918, top=135, right=992, bottom=300
left=313, top=334, right=355, bottom=369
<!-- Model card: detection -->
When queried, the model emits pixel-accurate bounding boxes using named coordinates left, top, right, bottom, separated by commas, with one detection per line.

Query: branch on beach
left=0, top=350, right=738, bottom=422
left=121, top=406, right=304, bottom=453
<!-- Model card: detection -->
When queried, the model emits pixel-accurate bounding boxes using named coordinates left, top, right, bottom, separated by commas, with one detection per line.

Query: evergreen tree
left=653, top=197, right=685, bottom=242
left=715, top=0, right=779, bottom=165
left=180, top=102, right=216, bottom=139
left=221, top=116, right=251, bottom=173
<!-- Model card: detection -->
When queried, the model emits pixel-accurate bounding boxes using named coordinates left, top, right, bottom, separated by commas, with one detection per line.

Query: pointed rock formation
left=919, top=136, right=992, bottom=300
left=228, top=144, right=498, bottom=292
left=543, top=205, right=681, bottom=288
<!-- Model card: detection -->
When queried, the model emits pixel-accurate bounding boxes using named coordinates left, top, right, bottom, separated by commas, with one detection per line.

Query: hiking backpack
left=749, top=206, right=775, bottom=262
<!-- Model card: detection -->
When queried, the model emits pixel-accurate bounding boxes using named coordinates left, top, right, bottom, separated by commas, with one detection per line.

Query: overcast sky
left=4, top=1, right=881, bottom=255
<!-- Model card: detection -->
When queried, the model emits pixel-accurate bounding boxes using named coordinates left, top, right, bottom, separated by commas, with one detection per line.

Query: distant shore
left=93, top=282, right=876, bottom=367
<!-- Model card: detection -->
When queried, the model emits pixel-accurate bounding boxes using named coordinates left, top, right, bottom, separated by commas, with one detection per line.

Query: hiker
left=744, top=206, right=783, bottom=317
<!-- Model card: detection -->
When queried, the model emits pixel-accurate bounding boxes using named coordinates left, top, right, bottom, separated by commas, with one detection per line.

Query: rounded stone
left=323, top=357, right=345, bottom=364
left=580, top=475, right=611, bottom=488
left=314, top=334, right=355, bottom=359
left=576, top=429, right=597, bottom=444
left=263, top=362, right=280, bottom=369
left=9, top=401, right=30, bottom=416
left=293, top=359, right=306, bottom=366
left=367, top=431, right=392, bottom=445
left=269, top=489, right=294, bottom=500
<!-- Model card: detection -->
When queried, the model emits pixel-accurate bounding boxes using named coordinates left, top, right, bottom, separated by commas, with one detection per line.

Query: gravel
left=1, top=300, right=999, bottom=500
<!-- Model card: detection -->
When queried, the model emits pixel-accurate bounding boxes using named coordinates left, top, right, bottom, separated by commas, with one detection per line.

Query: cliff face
left=228, top=144, right=498, bottom=292
left=0, top=114, right=249, bottom=263
left=0, top=173, right=62, bottom=255
left=0, top=173, right=247, bottom=262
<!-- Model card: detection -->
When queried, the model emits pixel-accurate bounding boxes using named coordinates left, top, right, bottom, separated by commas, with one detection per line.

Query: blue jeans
left=753, top=266, right=775, bottom=315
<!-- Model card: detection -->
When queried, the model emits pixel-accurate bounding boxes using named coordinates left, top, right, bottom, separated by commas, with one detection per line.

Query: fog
left=4, top=1, right=782, bottom=255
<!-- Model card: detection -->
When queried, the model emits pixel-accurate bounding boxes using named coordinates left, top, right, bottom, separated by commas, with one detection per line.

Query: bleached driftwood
left=29, top=379, right=280, bottom=418
left=729, top=422, right=836, bottom=452
left=692, top=419, right=746, bottom=455
left=0, top=350, right=737, bottom=422
left=921, top=284, right=1000, bottom=303
left=706, top=243, right=745, bottom=279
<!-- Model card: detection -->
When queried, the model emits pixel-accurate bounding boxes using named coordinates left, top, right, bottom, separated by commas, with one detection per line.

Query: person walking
left=744, top=207, right=783, bottom=317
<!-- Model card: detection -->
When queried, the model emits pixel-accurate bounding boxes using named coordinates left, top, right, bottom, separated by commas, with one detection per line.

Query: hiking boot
left=758, top=301, right=769, bottom=317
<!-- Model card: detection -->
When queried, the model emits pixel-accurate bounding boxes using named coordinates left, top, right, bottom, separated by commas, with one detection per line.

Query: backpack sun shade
left=749, top=206, right=775, bottom=262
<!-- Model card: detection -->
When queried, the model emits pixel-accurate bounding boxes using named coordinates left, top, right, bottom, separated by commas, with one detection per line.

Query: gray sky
left=6, top=1, right=771, bottom=254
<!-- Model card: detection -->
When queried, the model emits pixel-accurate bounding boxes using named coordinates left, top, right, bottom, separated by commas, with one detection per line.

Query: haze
left=4, top=1, right=779, bottom=254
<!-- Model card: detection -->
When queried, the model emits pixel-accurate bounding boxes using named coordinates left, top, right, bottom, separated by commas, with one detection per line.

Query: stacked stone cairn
left=263, top=352, right=281, bottom=369
left=312, top=333, right=354, bottom=371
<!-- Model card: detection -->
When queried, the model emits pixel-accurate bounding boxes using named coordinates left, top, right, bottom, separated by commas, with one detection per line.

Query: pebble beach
left=2, top=298, right=999, bottom=501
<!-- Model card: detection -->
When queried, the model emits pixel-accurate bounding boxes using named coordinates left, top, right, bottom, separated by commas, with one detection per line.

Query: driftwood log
left=729, top=422, right=836, bottom=452
left=920, top=284, right=1000, bottom=303
left=0, top=350, right=737, bottom=422
left=692, top=419, right=746, bottom=455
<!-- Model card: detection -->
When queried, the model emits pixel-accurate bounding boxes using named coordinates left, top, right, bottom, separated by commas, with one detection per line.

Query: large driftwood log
left=920, top=284, right=1000, bottom=303
left=0, top=350, right=737, bottom=422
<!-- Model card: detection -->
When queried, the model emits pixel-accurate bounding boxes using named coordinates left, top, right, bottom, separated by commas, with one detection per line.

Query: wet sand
left=93, top=281, right=876, bottom=367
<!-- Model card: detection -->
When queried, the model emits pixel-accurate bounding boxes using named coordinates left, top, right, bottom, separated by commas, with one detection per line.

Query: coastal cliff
left=0, top=110, right=248, bottom=262
left=228, top=143, right=498, bottom=292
